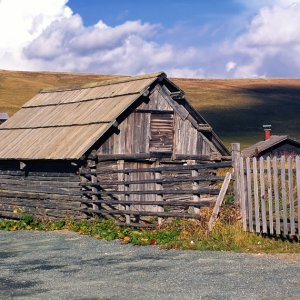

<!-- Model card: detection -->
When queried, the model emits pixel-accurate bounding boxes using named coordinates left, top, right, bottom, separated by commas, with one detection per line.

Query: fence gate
left=236, top=155, right=300, bottom=237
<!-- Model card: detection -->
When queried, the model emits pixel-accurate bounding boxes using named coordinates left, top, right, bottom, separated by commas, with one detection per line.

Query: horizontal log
left=97, top=153, right=151, bottom=162
left=0, top=184, right=82, bottom=196
left=135, top=109, right=174, bottom=114
left=0, top=190, right=82, bottom=201
left=0, top=178, right=80, bottom=188
left=0, top=197, right=86, bottom=210
left=80, top=175, right=224, bottom=187
left=0, top=170, right=77, bottom=177
left=83, top=188, right=220, bottom=196
left=82, top=199, right=213, bottom=207
left=83, top=208, right=201, bottom=219
left=81, top=161, right=232, bottom=175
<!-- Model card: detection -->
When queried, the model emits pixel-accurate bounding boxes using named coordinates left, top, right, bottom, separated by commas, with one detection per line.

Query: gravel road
left=0, top=230, right=299, bottom=300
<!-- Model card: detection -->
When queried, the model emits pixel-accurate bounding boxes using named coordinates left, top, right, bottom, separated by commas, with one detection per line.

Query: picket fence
left=237, top=155, right=300, bottom=237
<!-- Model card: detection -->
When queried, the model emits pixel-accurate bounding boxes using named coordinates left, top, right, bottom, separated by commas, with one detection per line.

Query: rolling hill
left=1, top=69, right=300, bottom=148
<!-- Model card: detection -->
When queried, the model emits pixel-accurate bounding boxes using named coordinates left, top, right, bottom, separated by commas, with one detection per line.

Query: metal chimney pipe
left=263, top=125, right=272, bottom=140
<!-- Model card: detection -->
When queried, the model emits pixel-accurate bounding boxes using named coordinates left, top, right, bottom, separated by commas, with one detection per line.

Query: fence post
left=88, top=158, right=99, bottom=215
left=231, top=143, right=241, bottom=206
left=187, top=160, right=200, bottom=215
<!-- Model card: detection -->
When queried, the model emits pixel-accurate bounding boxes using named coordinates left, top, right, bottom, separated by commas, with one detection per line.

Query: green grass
left=1, top=210, right=299, bottom=253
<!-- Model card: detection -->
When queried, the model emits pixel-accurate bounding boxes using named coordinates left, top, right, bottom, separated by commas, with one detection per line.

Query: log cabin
left=242, top=125, right=300, bottom=158
left=0, top=72, right=230, bottom=222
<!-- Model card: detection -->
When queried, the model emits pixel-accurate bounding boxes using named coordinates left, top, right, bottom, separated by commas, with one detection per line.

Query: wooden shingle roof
left=242, top=135, right=300, bottom=157
left=0, top=72, right=164, bottom=160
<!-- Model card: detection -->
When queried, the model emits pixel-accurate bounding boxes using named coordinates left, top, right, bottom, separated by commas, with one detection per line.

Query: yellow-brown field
left=1, top=70, right=300, bottom=148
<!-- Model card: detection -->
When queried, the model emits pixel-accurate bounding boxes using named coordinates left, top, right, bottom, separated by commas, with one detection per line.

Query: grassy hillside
left=1, top=70, right=300, bottom=148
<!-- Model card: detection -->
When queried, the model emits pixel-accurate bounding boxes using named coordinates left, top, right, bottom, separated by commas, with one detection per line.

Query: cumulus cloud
left=228, top=3, right=300, bottom=77
left=0, top=0, right=300, bottom=78
left=0, top=0, right=201, bottom=76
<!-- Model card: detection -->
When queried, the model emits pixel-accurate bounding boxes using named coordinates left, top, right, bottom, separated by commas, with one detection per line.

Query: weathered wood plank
left=253, top=158, right=260, bottom=233
left=232, top=143, right=241, bottom=205
left=266, top=157, right=274, bottom=235
left=80, top=175, right=225, bottom=187
left=188, top=160, right=200, bottom=215
left=296, top=156, right=300, bottom=236
left=259, top=157, right=267, bottom=233
left=81, top=161, right=232, bottom=175
left=208, top=172, right=231, bottom=231
left=82, top=199, right=213, bottom=207
left=273, top=157, right=281, bottom=235
left=246, top=157, right=253, bottom=232
left=124, top=171, right=130, bottom=225
left=83, top=188, right=220, bottom=196
left=239, top=158, right=247, bottom=231
left=288, top=156, right=295, bottom=236
left=155, top=163, right=164, bottom=226
left=280, top=156, right=288, bottom=235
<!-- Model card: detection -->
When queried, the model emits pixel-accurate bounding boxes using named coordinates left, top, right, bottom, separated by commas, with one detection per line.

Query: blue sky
left=0, top=0, right=300, bottom=77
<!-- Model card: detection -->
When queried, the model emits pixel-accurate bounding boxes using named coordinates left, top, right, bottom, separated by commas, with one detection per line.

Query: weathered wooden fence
left=237, top=155, right=300, bottom=237
left=80, top=160, right=231, bottom=227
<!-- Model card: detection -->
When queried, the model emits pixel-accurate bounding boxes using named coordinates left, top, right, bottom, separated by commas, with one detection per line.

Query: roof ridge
left=40, top=72, right=166, bottom=93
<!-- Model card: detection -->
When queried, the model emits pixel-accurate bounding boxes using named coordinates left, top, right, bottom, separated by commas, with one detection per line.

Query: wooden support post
left=118, top=160, right=130, bottom=225
left=124, top=171, right=131, bottom=225
left=231, top=143, right=241, bottom=206
left=259, top=157, right=267, bottom=233
left=266, top=157, right=274, bottom=235
left=208, top=172, right=232, bottom=231
left=288, top=156, right=295, bottom=236
left=88, top=159, right=99, bottom=215
left=155, top=161, right=164, bottom=227
left=246, top=157, right=254, bottom=232
left=296, top=156, right=300, bottom=236
left=239, top=157, right=247, bottom=231
left=280, top=156, right=288, bottom=235
left=187, top=160, right=200, bottom=215
left=117, top=160, right=125, bottom=212
left=273, top=156, right=281, bottom=235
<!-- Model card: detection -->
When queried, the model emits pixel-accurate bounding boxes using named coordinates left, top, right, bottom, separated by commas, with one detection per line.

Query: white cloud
left=226, top=61, right=237, bottom=72
left=0, top=0, right=300, bottom=78
left=0, top=0, right=202, bottom=77
left=228, top=3, right=300, bottom=77
left=0, top=0, right=71, bottom=70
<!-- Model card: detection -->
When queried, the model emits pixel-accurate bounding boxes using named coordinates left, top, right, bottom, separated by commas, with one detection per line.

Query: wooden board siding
left=97, top=83, right=221, bottom=160
left=0, top=161, right=85, bottom=219
left=149, top=113, right=174, bottom=153
left=173, top=114, right=216, bottom=157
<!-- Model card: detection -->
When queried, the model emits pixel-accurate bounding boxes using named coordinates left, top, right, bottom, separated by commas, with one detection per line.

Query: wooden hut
left=0, top=72, right=230, bottom=223
left=242, top=135, right=300, bottom=158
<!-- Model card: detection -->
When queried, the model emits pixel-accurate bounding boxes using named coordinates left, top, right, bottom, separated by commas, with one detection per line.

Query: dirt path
left=0, top=230, right=299, bottom=299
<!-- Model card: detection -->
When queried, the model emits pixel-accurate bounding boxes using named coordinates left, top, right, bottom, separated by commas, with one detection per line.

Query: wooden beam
left=208, top=172, right=232, bottom=231
left=82, top=199, right=213, bottom=207
left=83, top=188, right=220, bottom=196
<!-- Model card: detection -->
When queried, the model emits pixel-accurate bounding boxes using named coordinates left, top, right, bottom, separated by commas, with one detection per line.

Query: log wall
left=0, top=161, right=86, bottom=220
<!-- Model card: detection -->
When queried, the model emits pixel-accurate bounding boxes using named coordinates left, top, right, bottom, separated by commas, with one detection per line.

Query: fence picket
left=266, top=157, right=274, bottom=235
left=253, top=158, right=260, bottom=232
left=259, top=157, right=267, bottom=233
left=296, top=156, right=300, bottom=235
left=239, top=158, right=247, bottom=231
left=273, top=157, right=281, bottom=235
left=246, top=157, right=253, bottom=232
left=288, top=156, right=295, bottom=236
left=280, top=156, right=288, bottom=235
